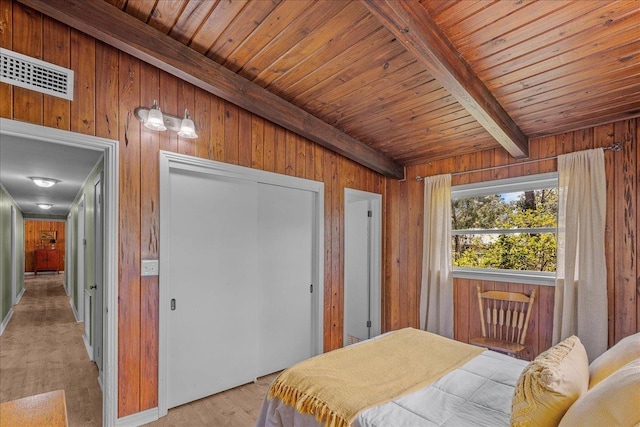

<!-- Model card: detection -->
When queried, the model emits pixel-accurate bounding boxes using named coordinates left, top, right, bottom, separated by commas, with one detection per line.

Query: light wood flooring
left=0, top=273, right=278, bottom=426
left=0, top=273, right=102, bottom=426
left=144, top=373, right=278, bottom=426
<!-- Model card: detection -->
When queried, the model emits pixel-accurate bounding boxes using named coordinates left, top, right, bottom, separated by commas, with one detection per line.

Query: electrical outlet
left=141, top=259, right=159, bottom=277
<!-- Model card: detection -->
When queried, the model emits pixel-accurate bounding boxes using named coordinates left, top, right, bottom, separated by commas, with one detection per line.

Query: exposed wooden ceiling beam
left=363, top=0, right=529, bottom=159
left=18, top=0, right=404, bottom=179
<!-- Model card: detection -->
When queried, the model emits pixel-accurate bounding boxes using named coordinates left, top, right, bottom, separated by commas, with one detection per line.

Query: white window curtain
left=419, top=174, right=453, bottom=338
left=553, top=148, right=607, bottom=361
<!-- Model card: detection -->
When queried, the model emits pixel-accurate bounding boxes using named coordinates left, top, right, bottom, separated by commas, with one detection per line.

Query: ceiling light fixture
left=134, top=100, right=198, bottom=139
left=30, top=177, right=60, bottom=188
left=36, top=203, right=53, bottom=210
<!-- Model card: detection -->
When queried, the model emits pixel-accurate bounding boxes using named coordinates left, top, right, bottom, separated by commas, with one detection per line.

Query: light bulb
left=177, top=109, right=197, bottom=139
left=30, top=177, right=59, bottom=188
left=144, top=100, right=167, bottom=131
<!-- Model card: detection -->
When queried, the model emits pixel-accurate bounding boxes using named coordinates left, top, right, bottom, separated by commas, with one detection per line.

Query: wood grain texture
left=16, top=0, right=640, bottom=169
left=0, top=0, right=13, bottom=119
left=398, top=119, right=640, bottom=359
left=23, top=220, right=66, bottom=272
left=18, top=0, right=402, bottom=178
left=12, top=2, right=42, bottom=125
left=6, top=2, right=637, bottom=418
left=363, top=0, right=528, bottom=159
left=117, top=52, right=141, bottom=417
left=4, top=4, right=387, bottom=414
left=139, top=60, right=160, bottom=411
left=0, top=390, right=68, bottom=427
left=42, top=17, right=70, bottom=130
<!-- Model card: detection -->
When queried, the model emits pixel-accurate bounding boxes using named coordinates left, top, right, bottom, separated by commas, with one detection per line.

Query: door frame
left=65, top=212, right=73, bottom=296
left=158, top=151, right=324, bottom=417
left=343, top=188, right=382, bottom=345
left=10, top=205, right=17, bottom=305
left=76, top=195, right=85, bottom=323
left=0, top=118, right=119, bottom=427
left=93, top=172, right=104, bottom=384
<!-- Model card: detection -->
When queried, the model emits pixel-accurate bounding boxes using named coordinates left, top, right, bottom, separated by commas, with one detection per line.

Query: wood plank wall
left=23, top=220, right=65, bottom=272
left=0, top=1, right=384, bottom=417
left=386, top=119, right=639, bottom=360
left=2, top=0, right=638, bottom=418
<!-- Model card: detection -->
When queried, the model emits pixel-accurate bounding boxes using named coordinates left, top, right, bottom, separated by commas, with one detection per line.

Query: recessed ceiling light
left=29, top=177, right=60, bottom=188
left=36, top=203, right=53, bottom=210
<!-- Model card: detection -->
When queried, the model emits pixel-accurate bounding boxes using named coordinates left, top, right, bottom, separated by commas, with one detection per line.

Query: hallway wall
left=0, top=185, right=24, bottom=330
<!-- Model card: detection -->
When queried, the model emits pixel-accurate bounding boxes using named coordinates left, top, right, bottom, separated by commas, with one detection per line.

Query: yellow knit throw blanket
left=268, top=328, right=484, bottom=427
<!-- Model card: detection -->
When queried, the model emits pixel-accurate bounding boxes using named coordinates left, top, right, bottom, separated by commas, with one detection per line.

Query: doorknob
left=89, top=285, right=97, bottom=289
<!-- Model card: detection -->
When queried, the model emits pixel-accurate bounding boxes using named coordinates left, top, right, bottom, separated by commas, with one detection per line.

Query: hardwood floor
left=0, top=273, right=279, bottom=426
left=144, top=372, right=278, bottom=427
left=0, top=273, right=102, bottom=426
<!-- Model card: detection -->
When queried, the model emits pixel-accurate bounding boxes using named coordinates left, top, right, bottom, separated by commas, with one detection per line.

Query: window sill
left=452, top=267, right=556, bottom=286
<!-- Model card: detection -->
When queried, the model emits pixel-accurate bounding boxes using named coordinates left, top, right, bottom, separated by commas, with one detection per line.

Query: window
left=451, top=173, right=558, bottom=285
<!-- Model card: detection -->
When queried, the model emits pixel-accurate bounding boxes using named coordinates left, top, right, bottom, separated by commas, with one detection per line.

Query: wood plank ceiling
left=102, top=0, right=640, bottom=170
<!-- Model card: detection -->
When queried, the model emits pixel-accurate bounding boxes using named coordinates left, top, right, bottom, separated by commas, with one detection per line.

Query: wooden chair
left=469, top=284, right=536, bottom=358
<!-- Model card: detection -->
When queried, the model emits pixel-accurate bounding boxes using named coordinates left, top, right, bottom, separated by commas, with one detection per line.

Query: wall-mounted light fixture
left=36, top=203, right=53, bottom=210
left=134, top=100, right=198, bottom=139
left=29, top=177, right=60, bottom=188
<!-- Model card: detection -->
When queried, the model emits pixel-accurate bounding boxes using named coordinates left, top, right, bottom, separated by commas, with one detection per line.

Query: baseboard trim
left=70, top=299, right=81, bottom=322
left=0, top=309, right=14, bottom=336
left=83, top=334, right=94, bottom=361
left=116, top=407, right=159, bottom=427
left=15, top=287, right=25, bottom=304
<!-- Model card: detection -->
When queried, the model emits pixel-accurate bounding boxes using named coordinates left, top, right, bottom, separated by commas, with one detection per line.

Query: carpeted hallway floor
left=0, top=273, right=102, bottom=426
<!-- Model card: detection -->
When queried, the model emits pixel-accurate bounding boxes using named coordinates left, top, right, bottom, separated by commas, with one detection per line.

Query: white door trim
left=10, top=205, right=17, bottom=305
left=0, top=118, right=119, bottom=427
left=158, top=151, right=324, bottom=418
left=77, top=196, right=86, bottom=322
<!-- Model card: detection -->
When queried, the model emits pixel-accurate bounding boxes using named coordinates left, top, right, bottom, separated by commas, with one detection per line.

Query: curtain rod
left=415, top=141, right=626, bottom=182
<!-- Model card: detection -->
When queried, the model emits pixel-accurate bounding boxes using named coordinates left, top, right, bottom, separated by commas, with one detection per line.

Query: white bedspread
left=256, top=350, right=528, bottom=427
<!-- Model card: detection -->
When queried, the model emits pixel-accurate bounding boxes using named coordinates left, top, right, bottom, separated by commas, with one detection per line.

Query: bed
left=256, top=328, right=640, bottom=427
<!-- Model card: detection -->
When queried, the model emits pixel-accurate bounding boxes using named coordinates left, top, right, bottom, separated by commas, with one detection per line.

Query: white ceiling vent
left=1, top=48, right=74, bottom=100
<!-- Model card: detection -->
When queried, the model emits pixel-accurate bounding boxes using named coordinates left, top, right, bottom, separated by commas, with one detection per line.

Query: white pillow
left=560, top=358, right=640, bottom=426
left=588, top=332, right=640, bottom=388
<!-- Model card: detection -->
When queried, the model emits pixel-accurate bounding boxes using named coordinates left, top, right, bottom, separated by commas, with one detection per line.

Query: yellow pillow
left=588, top=332, right=640, bottom=388
left=511, top=336, right=589, bottom=427
left=559, top=358, right=640, bottom=427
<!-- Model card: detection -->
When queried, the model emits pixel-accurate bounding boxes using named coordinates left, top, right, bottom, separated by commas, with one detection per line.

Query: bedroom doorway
left=0, top=118, right=119, bottom=426
left=344, top=189, right=382, bottom=346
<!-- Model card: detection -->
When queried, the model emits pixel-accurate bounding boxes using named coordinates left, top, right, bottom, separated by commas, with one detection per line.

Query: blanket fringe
left=269, top=379, right=350, bottom=427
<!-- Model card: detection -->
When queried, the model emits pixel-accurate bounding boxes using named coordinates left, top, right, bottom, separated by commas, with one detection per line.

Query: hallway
left=0, top=273, right=102, bottom=426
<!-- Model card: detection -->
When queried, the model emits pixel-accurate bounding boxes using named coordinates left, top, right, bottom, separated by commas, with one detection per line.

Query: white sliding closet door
left=258, top=184, right=314, bottom=376
left=166, top=169, right=259, bottom=409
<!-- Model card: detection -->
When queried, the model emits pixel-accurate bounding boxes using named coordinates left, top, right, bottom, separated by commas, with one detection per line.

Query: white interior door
left=76, top=199, right=85, bottom=321
left=166, top=169, right=259, bottom=409
left=344, top=199, right=370, bottom=344
left=344, top=189, right=382, bottom=346
left=93, top=174, right=104, bottom=380
left=258, top=184, right=314, bottom=376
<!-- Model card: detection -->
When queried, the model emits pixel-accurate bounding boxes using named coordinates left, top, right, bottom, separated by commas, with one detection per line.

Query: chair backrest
left=475, top=284, right=536, bottom=345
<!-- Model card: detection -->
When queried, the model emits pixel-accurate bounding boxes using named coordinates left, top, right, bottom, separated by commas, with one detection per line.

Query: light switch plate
left=141, top=259, right=159, bottom=277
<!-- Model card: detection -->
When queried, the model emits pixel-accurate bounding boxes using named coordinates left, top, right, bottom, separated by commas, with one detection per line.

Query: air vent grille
left=1, top=48, right=74, bottom=100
